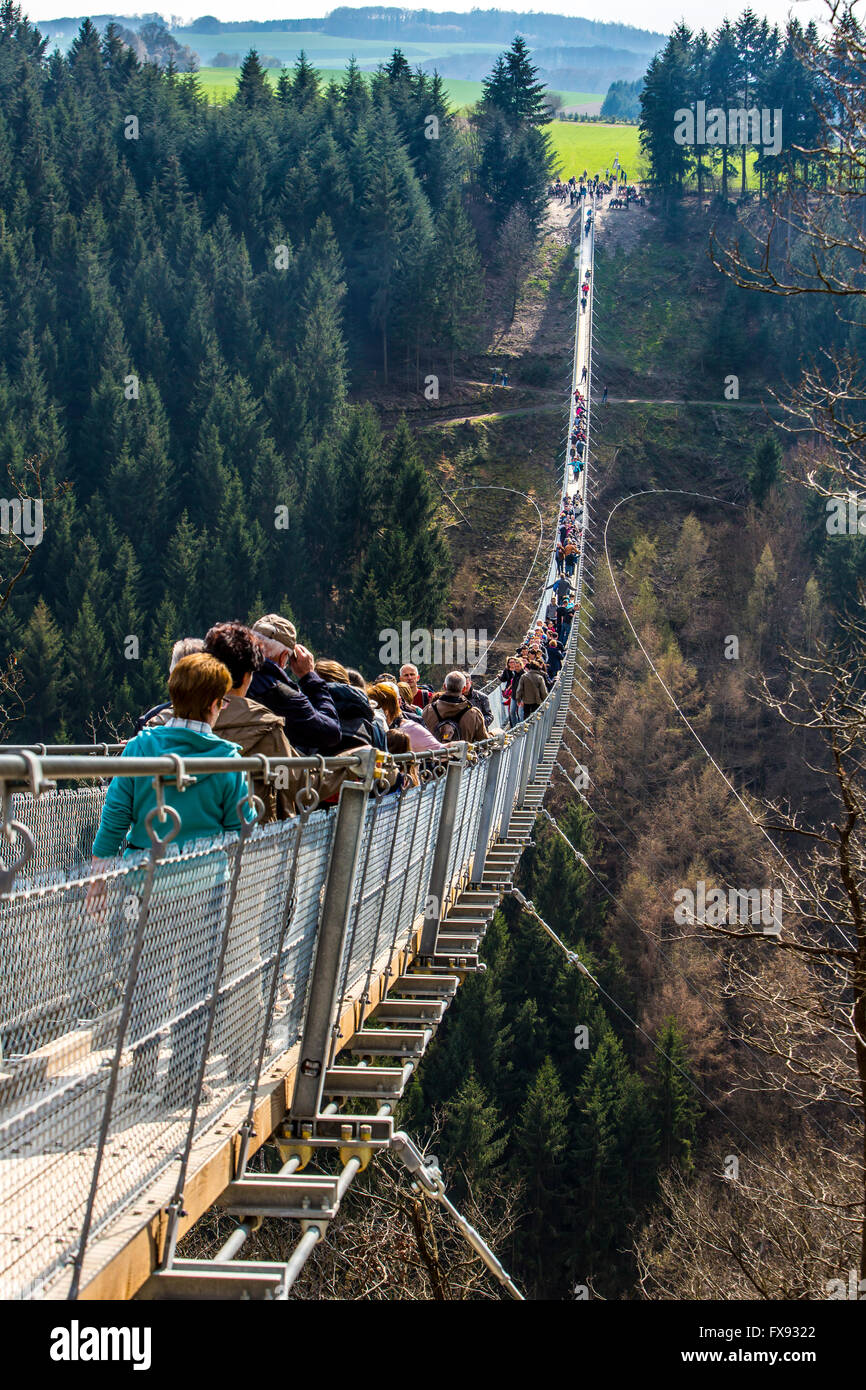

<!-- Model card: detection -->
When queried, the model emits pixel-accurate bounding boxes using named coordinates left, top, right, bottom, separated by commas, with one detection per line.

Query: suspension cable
left=438, top=485, right=546, bottom=678
left=602, top=487, right=855, bottom=951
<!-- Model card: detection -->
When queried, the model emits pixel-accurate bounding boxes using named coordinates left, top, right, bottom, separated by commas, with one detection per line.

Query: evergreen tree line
left=0, top=4, right=552, bottom=741
left=401, top=798, right=701, bottom=1299
left=639, top=9, right=836, bottom=201
left=601, top=78, right=643, bottom=122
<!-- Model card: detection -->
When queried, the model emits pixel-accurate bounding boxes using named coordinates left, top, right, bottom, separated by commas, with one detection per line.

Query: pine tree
left=65, top=591, right=111, bottom=735
left=639, top=25, right=694, bottom=204
left=432, top=190, right=483, bottom=384
left=292, top=50, right=319, bottom=109
left=438, top=1069, right=506, bottom=1199
left=749, top=430, right=782, bottom=505
left=513, top=1057, right=571, bottom=1296
left=650, top=1016, right=701, bottom=1171
left=708, top=21, right=741, bottom=202
left=15, top=598, right=67, bottom=741
left=235, top=50, right=272, bottom=109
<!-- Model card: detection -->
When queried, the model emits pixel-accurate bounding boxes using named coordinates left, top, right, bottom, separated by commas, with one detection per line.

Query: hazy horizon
left=26, top=0, right=832, bottom=44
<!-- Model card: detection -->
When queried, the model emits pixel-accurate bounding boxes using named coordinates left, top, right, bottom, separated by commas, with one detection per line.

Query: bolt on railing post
left=290, top=749, right=376, bottom=1122
left=418, top=747, right=467, bottom=957
left=470, top=741, right=504, bottom=885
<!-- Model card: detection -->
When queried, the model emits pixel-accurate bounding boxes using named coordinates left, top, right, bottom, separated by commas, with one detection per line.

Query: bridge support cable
left=391, top=1130, right=525, bottom=1301
left=601, top=486, right=856, bottom=952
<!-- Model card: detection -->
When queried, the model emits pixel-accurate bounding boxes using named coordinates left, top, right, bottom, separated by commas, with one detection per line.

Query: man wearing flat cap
left=249, top=612, right=341, bottom=755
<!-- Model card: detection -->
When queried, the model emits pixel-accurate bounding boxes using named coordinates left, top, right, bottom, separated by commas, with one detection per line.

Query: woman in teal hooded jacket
left=92, top=658, right=251, bottom=860
left=90, top=652, right=257, bottom=1103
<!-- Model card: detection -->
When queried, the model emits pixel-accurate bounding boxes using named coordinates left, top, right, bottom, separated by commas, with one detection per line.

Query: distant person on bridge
left=499, top=656, right=523, bottom=728
left=602, top=385, right=608, bottom=404
left=516, top=662, right=548, bottom=721
left=546, top=638, right=563, bottom=682
left=464, top=675, right=493, bottom=729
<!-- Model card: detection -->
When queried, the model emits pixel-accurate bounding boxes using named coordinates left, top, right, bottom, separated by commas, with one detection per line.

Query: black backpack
left=431, top=699, right=470, bottom=743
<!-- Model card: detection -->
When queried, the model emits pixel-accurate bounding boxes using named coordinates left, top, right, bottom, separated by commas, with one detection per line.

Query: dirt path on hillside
left=545, top=187, right=655, bottom=257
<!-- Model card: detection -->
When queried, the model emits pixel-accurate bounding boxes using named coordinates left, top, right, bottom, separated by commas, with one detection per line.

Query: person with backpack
left=558, top=597, right=577, bottom=644
left=546, top=638, right=563, bottom=683
left=421, top=671, right=489, bottom=745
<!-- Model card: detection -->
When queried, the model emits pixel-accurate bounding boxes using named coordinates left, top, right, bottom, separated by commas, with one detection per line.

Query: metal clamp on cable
left=507, top=883, right=593, bottom=979
left=294, top=763, right=321, bottom=820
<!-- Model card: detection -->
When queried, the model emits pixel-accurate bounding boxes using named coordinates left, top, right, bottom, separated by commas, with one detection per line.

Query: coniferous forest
left=0, top=6, right=553, bottom=741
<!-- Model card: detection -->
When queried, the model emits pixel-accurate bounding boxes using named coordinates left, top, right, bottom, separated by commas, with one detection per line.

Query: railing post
left=516, top=718, right=538, bottom=808
left=418, top=747, right=466, bottom=956
left=498, top=731, right=523, bottom=840
left=470, top=741, right=504, bottom=885
left=290, top=750, right=376, bottom=1121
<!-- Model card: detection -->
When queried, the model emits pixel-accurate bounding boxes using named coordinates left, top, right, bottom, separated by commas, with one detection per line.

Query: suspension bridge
left=0, top=212, right=598, bottom=1302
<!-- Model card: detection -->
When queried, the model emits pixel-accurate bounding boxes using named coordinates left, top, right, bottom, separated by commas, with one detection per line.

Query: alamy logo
left=0, top=497, right=43, bottom=547
left=378, top=622, right=488, bottom=674
left=674, top=101, right=782, bottom=156
left=673, top=880, right=782, bottom=935
left=825, top=1269, right=866, bottom=1299
left=50, top=1321, right=152, bottom=1370
left=826, top=494, right=866, bottom=535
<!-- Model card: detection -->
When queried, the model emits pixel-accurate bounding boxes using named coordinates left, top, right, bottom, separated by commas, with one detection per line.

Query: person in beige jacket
left=421, top=671, right=489, bottom=744
left=516, top=664, right=548, bottom=720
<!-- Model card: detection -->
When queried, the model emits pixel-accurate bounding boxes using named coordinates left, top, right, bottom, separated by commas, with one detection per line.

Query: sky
left=28, top=0, right=832, bottom=38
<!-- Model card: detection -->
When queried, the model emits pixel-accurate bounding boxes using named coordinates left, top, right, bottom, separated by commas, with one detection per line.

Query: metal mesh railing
left=2, top=787, right=107, bottom=884
left=335, top=774, right=446, bottom=1013
left=0, top=806, right=337, bottom=1300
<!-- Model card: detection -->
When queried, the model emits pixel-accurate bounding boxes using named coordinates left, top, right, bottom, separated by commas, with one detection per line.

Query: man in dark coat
left=249, top=613, right=341, bottom=755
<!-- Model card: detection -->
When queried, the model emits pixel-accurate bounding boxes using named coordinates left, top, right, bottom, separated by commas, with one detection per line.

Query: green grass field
left=547, top=122, right=643, bottom=179
left=195, top=66, right=601, bottom=114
